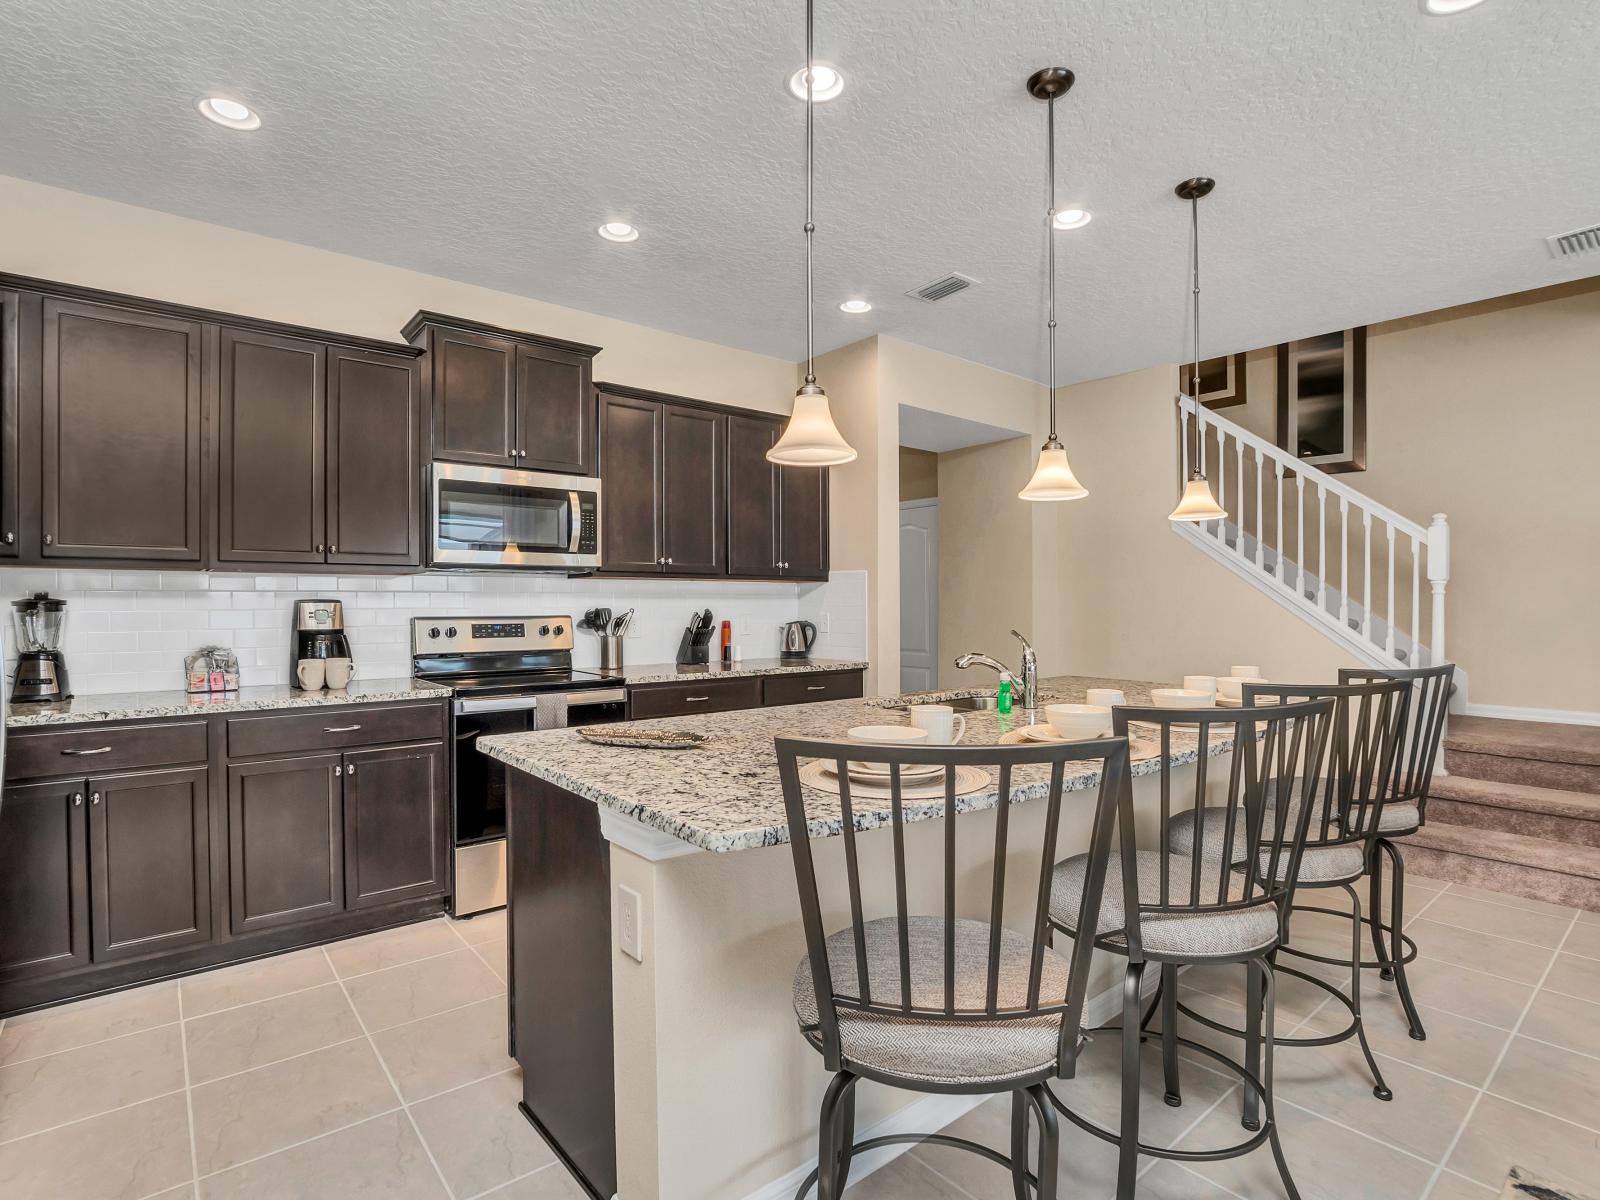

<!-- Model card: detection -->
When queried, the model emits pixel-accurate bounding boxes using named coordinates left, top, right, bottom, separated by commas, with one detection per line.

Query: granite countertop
left=477, top=675, right=1238, bottom=854
left=601, top=658, right=868, bottom=687
left=5, top=677, right=451, bottom=728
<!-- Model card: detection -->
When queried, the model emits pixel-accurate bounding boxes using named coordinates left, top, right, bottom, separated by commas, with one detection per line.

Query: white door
left=899, top=500, right=939, bottom=693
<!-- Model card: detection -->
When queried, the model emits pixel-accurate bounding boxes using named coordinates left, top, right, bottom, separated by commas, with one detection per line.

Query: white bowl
left=1229, top=665, right=1262, bottom=680
left=1044, top=703, right=1113, bottom=741
left=846, top=725, right=929, bottom=746
left=1216, top=676, right=1268, bottom=703
left=1183, top=675, right=1218, bottom=696
left=1151, top=688, right=1213, bottom=709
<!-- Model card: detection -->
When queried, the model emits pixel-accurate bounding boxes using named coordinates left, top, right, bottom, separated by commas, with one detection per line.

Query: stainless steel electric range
left=411, top=616, right=627, bottom=916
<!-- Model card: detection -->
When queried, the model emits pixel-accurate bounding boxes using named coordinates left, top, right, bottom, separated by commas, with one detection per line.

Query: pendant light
left=768, top=0, right=857, bottom=467
left=1168, top=177, right=1229, bottom=523
left=1018, top=68, right=1088, bottom=503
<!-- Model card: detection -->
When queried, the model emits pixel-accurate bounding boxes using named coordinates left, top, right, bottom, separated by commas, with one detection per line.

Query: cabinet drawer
left=762, top=670, right=864, bottom=708
left=226, top=702, right=445, bottom=759
left=628, top=677, right=762, bottom=720
left=6, top=721, right=207, bottom=780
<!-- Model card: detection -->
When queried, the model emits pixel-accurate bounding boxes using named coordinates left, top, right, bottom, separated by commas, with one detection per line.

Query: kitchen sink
left=947, top=694, right=1000, bottom=711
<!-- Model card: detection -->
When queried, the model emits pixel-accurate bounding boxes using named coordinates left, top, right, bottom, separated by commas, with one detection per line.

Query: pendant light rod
left=1168, top=175, right=1228, bottom=524
left=803, top=0, right=816, bottom=386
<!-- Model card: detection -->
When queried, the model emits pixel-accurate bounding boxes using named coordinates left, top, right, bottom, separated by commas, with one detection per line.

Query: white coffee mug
left=1183, top=675, right=1218, bottom=697
left=1086, top=688, right=1126, bottom=709
left=909, top=704, right=966, bottom=745
left=296, top=658, right=326, bottom=690
left=1229, top=665, right=1262, bottom=680
left=324, top=657, right=354, bottom=690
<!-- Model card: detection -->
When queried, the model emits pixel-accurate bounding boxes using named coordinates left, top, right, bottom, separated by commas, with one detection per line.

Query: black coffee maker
left=12, top=592, right=71, bottom=703
left=289, top=599, right=352, bottom=688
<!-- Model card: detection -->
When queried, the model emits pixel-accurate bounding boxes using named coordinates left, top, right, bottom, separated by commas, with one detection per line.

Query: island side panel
left=507, top=771, right=618, bottom=1200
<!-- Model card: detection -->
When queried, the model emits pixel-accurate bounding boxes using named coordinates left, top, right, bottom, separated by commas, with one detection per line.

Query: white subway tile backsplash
left=1, top=567, right=870, bottom=696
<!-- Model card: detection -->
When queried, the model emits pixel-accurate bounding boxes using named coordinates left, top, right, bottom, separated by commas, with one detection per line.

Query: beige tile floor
left=1, top=877, right=1596, bottom=1199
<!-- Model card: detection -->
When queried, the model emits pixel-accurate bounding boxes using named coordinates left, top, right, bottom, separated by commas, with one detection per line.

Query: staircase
left=1405, top=717, right=1600, bottom=910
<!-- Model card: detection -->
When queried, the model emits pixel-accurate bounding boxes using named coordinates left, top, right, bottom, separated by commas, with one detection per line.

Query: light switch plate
left=617, top=884, right=644, bottom=962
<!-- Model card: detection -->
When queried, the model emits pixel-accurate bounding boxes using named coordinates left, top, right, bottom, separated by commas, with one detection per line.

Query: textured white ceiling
left=1, top=0, right=1596, bottom=386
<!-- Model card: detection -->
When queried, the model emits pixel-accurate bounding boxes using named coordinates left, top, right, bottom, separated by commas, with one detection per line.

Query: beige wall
left=1200, top=281, right=1600, bottom=713
left=0, top=175, right=794, bottom=412
left=897, top=447, right=938, bottom=501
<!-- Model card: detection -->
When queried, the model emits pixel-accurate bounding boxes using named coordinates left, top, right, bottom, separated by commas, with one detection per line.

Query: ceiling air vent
left=1546, top=224, right=1600, bottom=258
left=906, top=272, right=978, bottom=303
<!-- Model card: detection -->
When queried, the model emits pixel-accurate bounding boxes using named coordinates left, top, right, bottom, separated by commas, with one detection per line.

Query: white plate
left=840, top=760, right=945, bottom=781
left=1017, top=723, right=1068, bottom=743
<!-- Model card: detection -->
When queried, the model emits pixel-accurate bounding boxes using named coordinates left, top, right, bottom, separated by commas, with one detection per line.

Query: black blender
left=11, top=593, right=71, bottom=703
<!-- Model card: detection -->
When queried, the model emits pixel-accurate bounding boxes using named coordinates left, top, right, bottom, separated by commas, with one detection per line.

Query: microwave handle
left=569, top=491, right=581, bottom=554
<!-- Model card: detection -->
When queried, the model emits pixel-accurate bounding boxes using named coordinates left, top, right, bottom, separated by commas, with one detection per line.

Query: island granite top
left=6, top=677, right=451, bottom=728
left=599, top=657, right=867, bottom=687
left=477, top=675, right=1243, bottom=854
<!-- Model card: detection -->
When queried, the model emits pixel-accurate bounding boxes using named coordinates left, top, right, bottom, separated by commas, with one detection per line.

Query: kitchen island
left=479, top=677, right=1240, bottom=1200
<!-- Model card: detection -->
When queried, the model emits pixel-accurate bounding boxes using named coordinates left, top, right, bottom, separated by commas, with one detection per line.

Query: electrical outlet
left=617, top=884, right=644, bottom=962
left=820, top=612, right=832, bottom=634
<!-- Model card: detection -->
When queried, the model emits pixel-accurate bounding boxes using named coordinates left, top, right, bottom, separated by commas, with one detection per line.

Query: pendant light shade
left=1168, top=176, right=1228, bottom=525
left=769, top=0, right=857, bottom=468
left=768, top=382, right=857, bottom=466
left=1168, top=471, right=1228, bottom=522
left=1018, top=67, right=1088, bottom=504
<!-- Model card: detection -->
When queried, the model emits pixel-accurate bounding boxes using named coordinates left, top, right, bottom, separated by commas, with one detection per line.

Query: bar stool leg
left=1028, top=1083, right=1060, bottom=1200
left=1380, top=838, right=1427, bottom=1041
left=1242, top=961, right=1263, bottom=1131
left=814, top=1072, right=852, bottom=1200
left=1160, top=963, right=1182, bottom=1107
left=835, top=1076, right=856, bottom=1192
left=1117, top=961, right=1146, bottom=1200
left=1346, top=883, right=1393, bottom=1101
left=1258, top=958, right=1303, bottom=1200
left=1011, top=1089, right=1031, bottom=1200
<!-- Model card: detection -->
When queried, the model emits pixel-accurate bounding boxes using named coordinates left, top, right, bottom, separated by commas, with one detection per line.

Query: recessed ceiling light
left=196, top=96, right=261, bottom=130
left=597, top=222, right=639, bottom=243
left=1052, top=208, right=1093, bottom=230
left=1421, top=0, right=1488, bottom=13
left=787, top=65, right=844, bottom=102
left=838, top=299, right=872, bottom=314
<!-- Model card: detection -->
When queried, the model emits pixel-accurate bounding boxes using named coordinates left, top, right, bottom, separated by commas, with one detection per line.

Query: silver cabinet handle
left=62, top=746, right=113, bottom=756
left=656, top=557, right=664, bottom=566
left=334, top=765, right=343, bottom=777
left=324, top=724, right=362, bottom=733
left=72, top=792, right=84, bottom=807
left=806, top=685, right=826, bottom=692
left=3, top=532, right=12, bottom=544
left=347, top=762, right=356, bottom=775
left=44, top=533, right=53, bottom=545
left=329, top=544, right=337, bottom=553
left=666, top=557, right=673, bottom=565
left=684, top=695, right=710, bottom=703
left=316, top=543, right=324, bottom=554
left=91, top=792, right=101, bottom=806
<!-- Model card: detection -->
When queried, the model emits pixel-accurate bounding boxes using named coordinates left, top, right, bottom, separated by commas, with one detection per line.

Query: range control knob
left=552, top=624, right=565, bottom=635
left=539, top=624, right=551, bottom=636
left=445, top=626, right=458, bottom=638
left=427, top=626, right=441, bottom=639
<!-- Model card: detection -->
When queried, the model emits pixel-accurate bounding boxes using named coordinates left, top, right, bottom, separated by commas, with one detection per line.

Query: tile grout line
left=192, top=1106, right=405, bottom=1182
left=0, top=1086, right=190, bottom=1147
left=1416, top=904, right=1583, bottom=1199
left=0, top=1015, right=186, bottom=1068
left=462, top=1160, right=560, bottom=1200
left=176, top=986, right=202, bottom=1200
left=322, top=945, right=460, bottom=1200
left=444, top=913, right=508, bottom=983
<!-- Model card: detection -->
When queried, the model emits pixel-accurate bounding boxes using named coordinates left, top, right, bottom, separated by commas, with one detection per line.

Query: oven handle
left=455, top=696, right=542, bottom=716
left=563, top=688, right=628, bottom=707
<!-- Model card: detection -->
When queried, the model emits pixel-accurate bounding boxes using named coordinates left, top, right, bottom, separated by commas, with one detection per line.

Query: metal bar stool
left=1339, top=663, right=1456, bottom=1041
left=775, top=734, right=1134, bottom=1200
left=1043, top=698, right=1337, bottom=1200
left=1167, top=679, right=1413, bottom=1105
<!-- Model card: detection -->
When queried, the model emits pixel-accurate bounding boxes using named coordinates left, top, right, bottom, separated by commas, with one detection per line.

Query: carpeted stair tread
left=1409, top=822, right=1600, bottom=880
left=1428, top=775, right=1600, bottom=821
left=1444, top=716, right=1600, bottom=767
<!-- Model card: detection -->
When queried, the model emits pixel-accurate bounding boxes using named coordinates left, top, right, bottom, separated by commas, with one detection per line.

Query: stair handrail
left=1175, top=394, right=1450, bottom=665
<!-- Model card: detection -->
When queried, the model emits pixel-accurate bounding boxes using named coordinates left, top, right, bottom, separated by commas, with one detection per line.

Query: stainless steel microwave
left=429, top=463, right=601, bottom=570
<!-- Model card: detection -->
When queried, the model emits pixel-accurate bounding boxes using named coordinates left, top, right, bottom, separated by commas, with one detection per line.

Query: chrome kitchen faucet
left=955, top=630, right=1039, bottom=715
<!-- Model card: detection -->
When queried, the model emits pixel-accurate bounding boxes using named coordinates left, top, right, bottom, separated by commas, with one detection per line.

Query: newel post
left=1426, top=513, right=1450, bottom=666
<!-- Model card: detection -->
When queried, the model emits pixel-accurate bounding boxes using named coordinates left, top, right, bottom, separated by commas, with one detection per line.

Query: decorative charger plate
left=998, top=727, right=1164, bottom=762
left=800, top=760, right=991, bottom=800
left=578, top=727, right=708, bottom=750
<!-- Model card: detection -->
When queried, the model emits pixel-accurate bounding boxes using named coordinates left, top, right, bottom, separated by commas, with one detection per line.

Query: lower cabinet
left=227, top=753, right=345, bottom=934
left=343, top=742, right=448, bottom=910
left=0, top=779, right=89, bottom=981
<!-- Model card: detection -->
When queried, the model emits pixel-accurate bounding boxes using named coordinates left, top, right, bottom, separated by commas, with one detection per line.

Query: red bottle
left=720, top=620, right=732, bottom=664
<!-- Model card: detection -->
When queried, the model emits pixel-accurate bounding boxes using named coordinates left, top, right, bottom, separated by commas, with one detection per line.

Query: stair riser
left=1425, top=800, right=1600, bottom=848
left=1399, top=842, right=1600, bottom=912
left=1444, top=748, right=1600, bottom=795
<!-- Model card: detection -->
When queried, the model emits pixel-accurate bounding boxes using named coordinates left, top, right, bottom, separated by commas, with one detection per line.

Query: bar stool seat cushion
left=792, top=916, right=1072, bottom=1087
left=1166, top=807, right=1367, bottom=885
left=1050, top=850, right=1281, bottom=960
left=1263, top=778, right=1421, bottom=835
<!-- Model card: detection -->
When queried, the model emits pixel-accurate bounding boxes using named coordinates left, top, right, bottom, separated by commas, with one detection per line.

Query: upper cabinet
left=403, top=313, right=600, bottom=475
left=325, top=347, right=421, bottom=566
left=42, top=298, right=204, bottom=561
left=725, top=411, right=829, bottom=581
left=0, top=288, right=19, bottom=558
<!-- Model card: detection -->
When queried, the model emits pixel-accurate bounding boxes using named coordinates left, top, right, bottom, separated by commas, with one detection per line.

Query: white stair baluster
left=1296, top=473, right=1305, bottom=599
left=1274, top=460, right=1286, bottom=586
left=1253, top=447, right=1264, bottom=570
left=1385, top=523, right=1396, bottom=657
left=1214, top=426, right=1227, bottom=542
left=1235, top=438, right=1246, bottom=560
left=1411, top=535, right=1421, bottom=665
left=1318, top=485, right=1327, bottom=610
left=1362, top=510, right=1372, bottom=642
left=1339, top=497, right=1350, bottom=629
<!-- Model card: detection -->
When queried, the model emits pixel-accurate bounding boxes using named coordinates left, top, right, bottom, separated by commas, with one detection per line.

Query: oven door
left=452, top=698, right=537, bottom=846
left=431, top=462, right=601, bottom=570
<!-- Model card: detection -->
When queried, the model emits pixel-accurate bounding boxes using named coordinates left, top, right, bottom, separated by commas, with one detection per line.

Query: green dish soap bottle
left=997, top=679, right=1013, bottom=716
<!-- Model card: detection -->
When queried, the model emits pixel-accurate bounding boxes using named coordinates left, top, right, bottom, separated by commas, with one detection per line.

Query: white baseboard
left=1459, top=702, right=1600, bottom=727
left=737, top=968, right=1157, bottom=1200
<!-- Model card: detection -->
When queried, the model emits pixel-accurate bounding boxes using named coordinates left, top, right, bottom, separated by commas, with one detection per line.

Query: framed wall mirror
left=1275, top=327, right=1367, bottom=473
left=1183, top=352, right=1248, bottom=410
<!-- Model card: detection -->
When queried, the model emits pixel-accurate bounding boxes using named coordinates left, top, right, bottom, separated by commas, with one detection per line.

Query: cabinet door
left=87, top=766, right=211, bottom=963
left=660, top=405, right=725, bottom=575
left=726, top=413, right=782, bottom=577
left=343, top=742, right=448, bottom=910
left=779, top=464, right=830, bottom=579
left=0, top=780, right=89, bottom=980
left=0, top=288, right=18, bottom=557
left=431, top=328, right=516, bottom=466
left=218, top=328, right=326, bottom=563
left=42, top=298, right=203, bottom=560
left=598, top=390, right=664, bottom=573
left=227, top=753, right=344, bottom=934
left=517, top=344, right=596, bottom=476
left=326, top=347, right=421, bottom=566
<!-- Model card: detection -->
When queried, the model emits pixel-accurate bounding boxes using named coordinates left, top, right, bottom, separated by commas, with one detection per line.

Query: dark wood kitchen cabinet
left=404, top=312, right=601, bottom=474
left=0, top=779, right=89, bottom=981
left=725, top=411, right=830, bottom=580
left=598, top=383, right=726, bottom=576
left=343, top=742, right=448, bottom=910
left=227, top=753, right=346, bottom=935
left=778, top=454, right=830, bottom=579
left=326, top=347, right=422, bottom=566
left=41, top=296, right=203, bottom=561
left=87, top=766, right=211, bottom=963
left=0, top=287, right=19, bottom=558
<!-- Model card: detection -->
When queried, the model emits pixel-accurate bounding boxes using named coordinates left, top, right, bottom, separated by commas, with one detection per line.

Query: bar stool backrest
left=1338, top=664, right=1456, bottom=821
left=1115, top=698, right=1336, bottom=959
left=1242, top=679, right=1411, bottom=852
left=774, top=736, right=1134, bottom=1078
